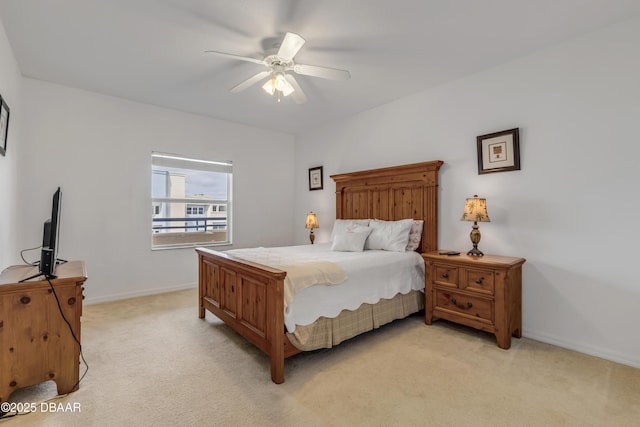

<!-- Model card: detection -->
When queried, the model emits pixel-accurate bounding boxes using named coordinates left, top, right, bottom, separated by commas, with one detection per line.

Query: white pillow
left=331, top=226, right=373, bottom=252
left=365, top=219, right=414, bottom=252
left=406, top=220, right=424, bottom=251
left=330, top=219, right=371, bottom=241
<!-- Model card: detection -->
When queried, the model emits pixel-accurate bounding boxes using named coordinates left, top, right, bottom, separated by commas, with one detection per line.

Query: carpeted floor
left=2, top=288, right=639, bottom=426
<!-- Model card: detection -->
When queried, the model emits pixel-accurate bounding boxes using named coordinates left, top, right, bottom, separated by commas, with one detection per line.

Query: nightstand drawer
left=434, top=290, right=493, bottom=323
left=464, top=269, right=495, bottom=295
left=433, top=264, right=458, bottom=287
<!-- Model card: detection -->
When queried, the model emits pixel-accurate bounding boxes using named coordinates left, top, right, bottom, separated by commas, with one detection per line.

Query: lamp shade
left=305, top=212, right=318, bottom=229
left=262, top=78, right=276, bottom=95
left=460, top=195, right=490, bottom=222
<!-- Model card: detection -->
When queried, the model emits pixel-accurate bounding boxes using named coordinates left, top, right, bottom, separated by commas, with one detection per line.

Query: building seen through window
left=151, top=152, right=232, bottom=249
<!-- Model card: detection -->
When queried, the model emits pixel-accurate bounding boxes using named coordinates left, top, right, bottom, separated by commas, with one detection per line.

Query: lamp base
left=467, top=245, right=484, bottom=256
left=467, top=222, right=484, bottom=256
left=309, top=229, right=315, bottom=244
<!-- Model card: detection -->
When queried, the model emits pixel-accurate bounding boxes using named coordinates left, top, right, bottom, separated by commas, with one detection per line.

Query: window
left=151, top=152, right=232, bottom=249
left=186, top=205, right=206, bottom=215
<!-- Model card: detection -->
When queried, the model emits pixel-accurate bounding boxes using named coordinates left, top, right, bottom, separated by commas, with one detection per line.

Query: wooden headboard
left=330, top=160, right=443, bottom=254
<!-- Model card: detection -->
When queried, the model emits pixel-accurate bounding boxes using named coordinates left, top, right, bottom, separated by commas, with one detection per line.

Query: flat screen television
left=40, top=187, right=62, bottom=278
left=19, top=187, right=62, bottom=283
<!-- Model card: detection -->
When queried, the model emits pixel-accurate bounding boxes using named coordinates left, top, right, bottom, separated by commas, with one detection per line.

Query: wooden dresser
left=422, top=252, right=525, bottom=349
left=0, top=261, right=86, bottom=403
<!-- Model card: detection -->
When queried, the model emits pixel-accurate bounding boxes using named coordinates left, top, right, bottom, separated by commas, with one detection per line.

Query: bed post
left=268, top=275, right=285, bottom=384
left=198, top=253, right=206, bottom=319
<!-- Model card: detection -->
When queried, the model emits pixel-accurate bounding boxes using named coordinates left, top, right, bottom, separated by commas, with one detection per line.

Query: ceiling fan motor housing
left=264, top=55, right=291, bottom=68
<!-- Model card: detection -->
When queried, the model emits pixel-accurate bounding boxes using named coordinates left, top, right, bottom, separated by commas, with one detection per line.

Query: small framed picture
left=477, top=128, right=520, bottom=174
left=308, top=166, right=323, bottom=191
left=0, top=96, right=9, bottom=157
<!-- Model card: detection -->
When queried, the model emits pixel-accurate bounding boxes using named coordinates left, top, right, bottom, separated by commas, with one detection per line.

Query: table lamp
left=305, top=212, right=318, bottom=244
left=460, top=195, right=490, bottom=256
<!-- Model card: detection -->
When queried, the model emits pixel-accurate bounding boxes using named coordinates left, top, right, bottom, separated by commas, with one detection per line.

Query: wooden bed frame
left=196, top=160, right=443, bottom=383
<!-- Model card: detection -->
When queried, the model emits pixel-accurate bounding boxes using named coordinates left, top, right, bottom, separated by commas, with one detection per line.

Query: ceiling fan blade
left=230, top=71, right=272, bottom=93
left=293, top=64, right=351, bottom=80
left=284, top=74, right=307, bottom=104
left=277, top=32, right=306, bottom=62
left=205, top=50, right=266, bottom=65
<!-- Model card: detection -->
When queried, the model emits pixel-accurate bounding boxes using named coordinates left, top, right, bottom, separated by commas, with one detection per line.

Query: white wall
left=18, top=79, right=295, bottom=303
left=0, top=18, right=21, bottom=269
left=294, top=17, right=640, bottom=368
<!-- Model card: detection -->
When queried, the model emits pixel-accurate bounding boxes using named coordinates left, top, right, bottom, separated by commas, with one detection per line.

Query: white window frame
left=151, top=151, right=232, bottom=250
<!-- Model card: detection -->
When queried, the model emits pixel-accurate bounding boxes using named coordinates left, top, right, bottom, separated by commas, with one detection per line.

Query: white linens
left=223, top=246, right=347, bottom=307
left=228, top=243, right=425, bottom=332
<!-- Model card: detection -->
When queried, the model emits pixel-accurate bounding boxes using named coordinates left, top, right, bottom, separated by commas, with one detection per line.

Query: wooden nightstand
left=422, top=251, right=525, bottom=349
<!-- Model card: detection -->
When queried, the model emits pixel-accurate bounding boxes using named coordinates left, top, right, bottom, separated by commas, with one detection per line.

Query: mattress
left=225, top=243, right=425, bottom=332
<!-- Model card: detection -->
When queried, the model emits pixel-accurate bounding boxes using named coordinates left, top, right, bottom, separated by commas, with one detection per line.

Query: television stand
left=18, top=259, right=67, bottom=282
left=0, top=261, right=87, bottom=403
left=18, top=272, right=55, bottom=283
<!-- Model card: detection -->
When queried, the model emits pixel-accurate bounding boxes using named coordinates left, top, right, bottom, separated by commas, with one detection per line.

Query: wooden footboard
left=196, top=247, right=301, bottom=384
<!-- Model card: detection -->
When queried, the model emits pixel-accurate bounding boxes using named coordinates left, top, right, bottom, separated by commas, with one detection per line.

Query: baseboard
left=523, top=329, right=640, bottom=369
left=84, top=282, right=197, bottom=305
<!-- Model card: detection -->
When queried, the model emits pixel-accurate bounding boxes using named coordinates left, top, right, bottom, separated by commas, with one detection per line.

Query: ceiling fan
left=205, top=32, right=351, bottom=104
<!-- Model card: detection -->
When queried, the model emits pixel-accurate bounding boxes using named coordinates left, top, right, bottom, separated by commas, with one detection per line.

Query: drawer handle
left=475, top=277, right=484, bottom=284
left=451, top=298, right=473, bottom=310
left=441, top=272, right=449, bottom=279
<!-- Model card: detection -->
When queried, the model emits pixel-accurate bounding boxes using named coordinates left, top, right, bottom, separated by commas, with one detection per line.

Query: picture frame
left=477, top=128, right=520, bottom=174
left=0, top=96, right=9, bottom=157
left=308, top=166, right=323, bottom=191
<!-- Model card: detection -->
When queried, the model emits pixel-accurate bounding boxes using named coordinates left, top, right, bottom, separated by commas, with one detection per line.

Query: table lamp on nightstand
left=461, top=195, right=490, bottom=256
left=305, top=212, right=318, bottom=244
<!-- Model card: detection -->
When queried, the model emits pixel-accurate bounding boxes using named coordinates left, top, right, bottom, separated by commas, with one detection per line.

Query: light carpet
left=1, top=288, right=639, bottom=426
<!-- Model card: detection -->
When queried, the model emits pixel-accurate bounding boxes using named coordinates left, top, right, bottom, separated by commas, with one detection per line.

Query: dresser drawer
left=464, top=268, right=495, bottom=295
left=434, top=290, right=493, bottom=323
left=433, top=264, right=458, bottom=288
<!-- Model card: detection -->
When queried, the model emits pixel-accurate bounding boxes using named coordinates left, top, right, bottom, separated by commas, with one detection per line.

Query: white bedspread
left=226, top=243, right=425, bottom=332
left=224, top=247, right=347, bottom=306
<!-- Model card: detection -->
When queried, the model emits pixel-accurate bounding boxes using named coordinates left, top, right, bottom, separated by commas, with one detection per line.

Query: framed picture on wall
left=308, top=166, right=323, bottom=191
left=0, top=96, right=9, bottom=157
left=477, top=128, right=520, bottom=174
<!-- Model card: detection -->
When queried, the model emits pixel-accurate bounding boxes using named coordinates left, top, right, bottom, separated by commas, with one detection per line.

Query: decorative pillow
left=365, top=218, right=414, bottom=252
left=405, top=220, right=424, bottom=251
left=331, top=226, right=373, bottom=252
left=330, top=219, right=371, bottom=242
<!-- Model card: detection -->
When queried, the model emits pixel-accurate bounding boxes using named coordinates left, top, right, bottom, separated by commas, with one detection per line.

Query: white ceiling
left=1, top=0, right=639, bottom=134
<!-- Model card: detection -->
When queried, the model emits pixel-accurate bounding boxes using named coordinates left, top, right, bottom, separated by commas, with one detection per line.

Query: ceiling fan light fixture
left=262, top=79, right=276, bottom=95
left=262, top=72, right=294, bottom=98
left=275, top=73, right=294, bottom=96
